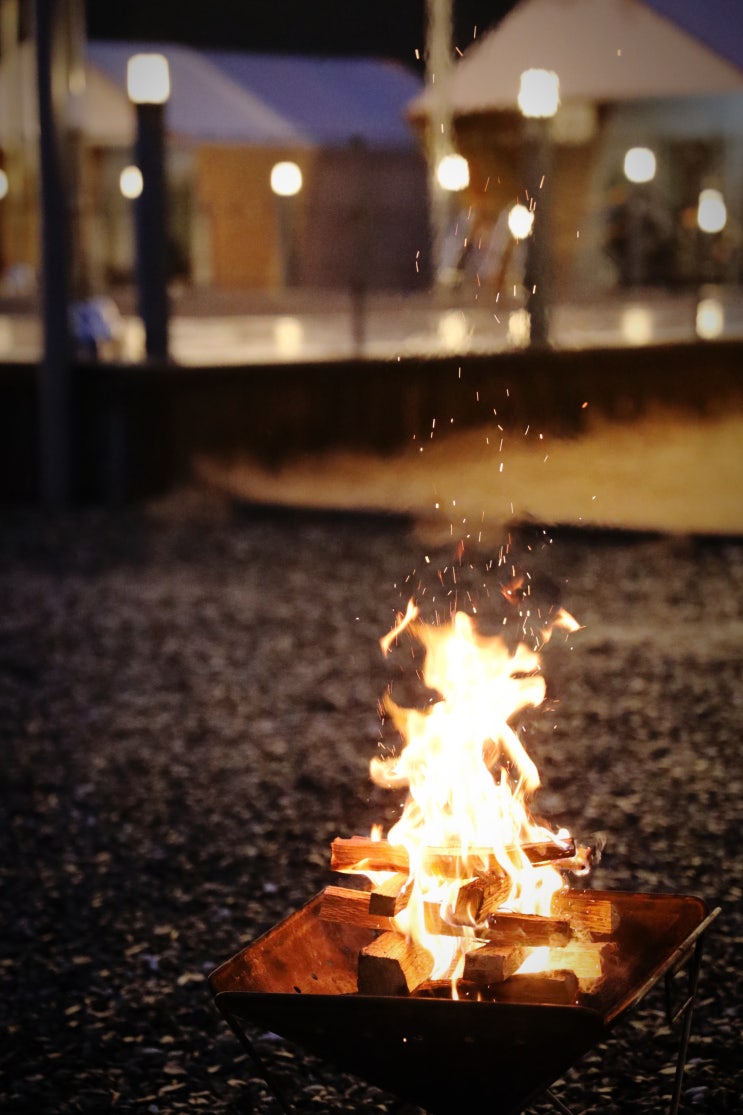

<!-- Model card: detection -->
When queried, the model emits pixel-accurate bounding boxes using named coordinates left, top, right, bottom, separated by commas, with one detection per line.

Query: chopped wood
left=452, top=874, right=512, bottom=925
left=552, top=891, right=619, bottom=936
left=425, top=904, right=573, bottom=946
left=490, top=969, right=579, bottom=1005
left=546, top=941, right=618, bottom=983
left=462, top=943, right=527, bottom=984
left=368, top=873, right=411, bottom=917
left=331, top=835, right=576, bottom=878
left=357, top=932, right=433, bottom=996
left=320, top=886, right=393, bottom=931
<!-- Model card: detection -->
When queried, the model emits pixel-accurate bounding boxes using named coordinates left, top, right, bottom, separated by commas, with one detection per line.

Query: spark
left=539, top=175, right=545, bottom=189
left=581, top=401, right=588, bottom=409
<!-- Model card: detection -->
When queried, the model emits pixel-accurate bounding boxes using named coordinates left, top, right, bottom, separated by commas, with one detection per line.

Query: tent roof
left=409, top=0, right=743, bottom=117
left=88, top=42, right=307, bottom=145
left=205, top=52, right=422, bottom=148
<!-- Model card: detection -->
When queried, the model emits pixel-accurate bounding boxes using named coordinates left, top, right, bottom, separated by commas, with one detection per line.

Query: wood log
left=490, top=969, right=579, bottom=1005
left=331, top=835, right=576, bottom=878
left=552, top=891, right=619, bottom=936
left=452, top=874, right=512, bottom=925
left=368, top=873, right=411, bottom=917
left=320, top=886, right=393, bottom=931
left=424, top=904, right=573, bottom=946
left=545, top=941, right=617, bottom=983
left=462, top=943, right=527, bottom=985
left=357, top=931, right=433, bottom=996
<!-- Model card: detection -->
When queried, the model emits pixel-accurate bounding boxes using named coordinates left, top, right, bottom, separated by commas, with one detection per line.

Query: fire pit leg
left=665, top=932, right=706, bottom=1115
left=220, top=1007, right=295, bottom=1115
left=543, top=1088, right=575, bottom=1114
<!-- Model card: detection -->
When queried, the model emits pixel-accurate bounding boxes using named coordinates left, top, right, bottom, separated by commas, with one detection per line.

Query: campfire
left=321, top=599, right=610, bottom=1002
left=209, top=586, right=719, bottom=1115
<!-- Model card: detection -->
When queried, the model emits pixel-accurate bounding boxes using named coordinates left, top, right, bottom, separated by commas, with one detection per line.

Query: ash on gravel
left=0, top=495, right=741, bottom=1114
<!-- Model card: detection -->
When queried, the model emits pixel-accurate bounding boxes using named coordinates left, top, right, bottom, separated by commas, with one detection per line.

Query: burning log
left=368, top=873, right=411, bottom=917
left=552, top=891, right=619, bottom=937
left=330, top=835, right=576, bottom=878
left=357, top=932, right=434, bottom=996
left=452, top=874, right=512, bottom=925
left=545, top=941, right=618, bottom=983
left=423, top=904, right=573, bottom=947
left=462, top=943, right=527, bottom=985
left=489, top=969, right=580, bottom=1005
left=320, top=886, right=393, bottom=931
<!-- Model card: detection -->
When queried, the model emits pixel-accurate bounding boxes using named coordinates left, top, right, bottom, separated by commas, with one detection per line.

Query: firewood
left=491, top=969, right=579, bottom=1005
left=462, top=943, right=527, bottom=984
left=320, top=886, right=393, bottom=931
left=452, top=874, right=512, bottom=925
left=357, top=931, right=433, bottom=995
left=368, top=873, right=411, bottom=917
left=425, top=904, right=572, bottom=946
left=552, top=891, right=619, bottom=936
left=331, top=836, right=576, bottom=878
left=546, top=941, right=617, bottom=982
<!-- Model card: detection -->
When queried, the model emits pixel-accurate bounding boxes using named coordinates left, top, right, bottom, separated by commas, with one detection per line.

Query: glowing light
left=517, top=69, right=560, bottom=118
left=436, top=154, right=470, bottom=192
left=621, top=305, right=652, bottom=345
left=696, top=297, right=724, bottom=340
left=697, top=188, right=727, bottom=234
left=0, top=170, right=8, bottom=200
left=508, top=203, right=534, bottom=240
left=623, top=146, right=656, bottom=184
left=119, top=165, right=143, bottom=199
left=273, top=315, right=304, bottom=358
left=127, top=53, right=170, bottom=104
left=270, top=161, right=303, bottom=197
left=437, top=309, right=469, bottom=351
left=508, top=309, right=531, bottom=347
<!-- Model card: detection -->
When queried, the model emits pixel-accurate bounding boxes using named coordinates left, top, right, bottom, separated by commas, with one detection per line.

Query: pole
left=523, top=117, right=553, bottom=349
left=425, top=0, right=454, bottom=285
left=35, top=0, right=74, bottom=506
left=134, top=101, right=169, bottom=361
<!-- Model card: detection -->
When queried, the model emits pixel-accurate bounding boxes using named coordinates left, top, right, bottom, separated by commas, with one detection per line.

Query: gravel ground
left=1, top=494, right=741, bottom=1114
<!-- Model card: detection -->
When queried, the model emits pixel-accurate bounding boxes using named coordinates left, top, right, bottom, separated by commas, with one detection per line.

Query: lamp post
left=623, top=146, right=656, bottom=286
left=127, top=53, right=170, bottom=361
left=518, top=68, right=559, bottom=349
left=270, top=160, right=303, bottom=289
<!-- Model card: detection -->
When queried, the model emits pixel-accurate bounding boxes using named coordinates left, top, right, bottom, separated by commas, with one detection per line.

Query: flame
left=370, top=604, right=580, bottom=981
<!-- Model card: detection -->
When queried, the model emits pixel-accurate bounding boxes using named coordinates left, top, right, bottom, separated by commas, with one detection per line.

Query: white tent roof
left=409, top=0, right=743, bottom=117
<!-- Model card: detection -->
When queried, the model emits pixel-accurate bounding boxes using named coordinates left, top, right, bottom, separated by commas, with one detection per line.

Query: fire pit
left=210, top=888, right=718, bottom=1114
left=209, top=599, right=720, bottom=1113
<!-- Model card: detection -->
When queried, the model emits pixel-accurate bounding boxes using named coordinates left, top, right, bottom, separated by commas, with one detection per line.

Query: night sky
left=85, top=1, right=516, bottom=64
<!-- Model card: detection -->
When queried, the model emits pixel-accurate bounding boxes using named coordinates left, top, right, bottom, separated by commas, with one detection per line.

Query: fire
left=369, top=602, right=581, bottom=981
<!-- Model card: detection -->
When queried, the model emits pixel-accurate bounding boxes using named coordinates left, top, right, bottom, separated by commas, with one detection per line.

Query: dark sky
left=85, top=1, right=515, bottom=64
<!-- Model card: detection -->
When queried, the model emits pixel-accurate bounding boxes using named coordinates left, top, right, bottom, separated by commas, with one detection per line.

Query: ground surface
left=1, top=496, right=741, bottom=1113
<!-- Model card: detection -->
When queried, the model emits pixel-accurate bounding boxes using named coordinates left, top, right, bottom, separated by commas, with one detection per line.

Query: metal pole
left=134, top=101, right=169, bottom=361
left=35, top=0, right=74, bottom=505
left=524, top=117, right=553, bottom=349
left=425, top=0, right=454, bottom=286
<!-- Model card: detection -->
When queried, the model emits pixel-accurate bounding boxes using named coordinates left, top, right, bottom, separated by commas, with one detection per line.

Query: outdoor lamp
left=517, top=69, right=560, bottom=119
left=623, top=146, right=656, bottom=185
left=697, top=188, right=727, bottom=234
left=128, top=52, right=170, bottom=361
left=119, top=165, right=143, bottom=200
left=127, top=53, right=170, bottom=105
left=436, top=154, right=470, bottom=193
left=270, top=162, right=303, bottom=288
left=508, top=203, right=534, bottom=240
left=518, top=69, right=559, bottom=348
left=270, top=161, right=303, bottom=198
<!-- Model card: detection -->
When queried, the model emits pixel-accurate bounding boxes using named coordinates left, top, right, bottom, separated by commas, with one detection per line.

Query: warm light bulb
left=436, top=154, right=470, bottom=192
left=508, top=203, right=534, bottom=240
left=697, top=188, right=727, bottom=234
left=270, top=161, right=303, bottom=197
left=518, top=69, right=560, bottom=118
left=127, top=54, right=171, bottom=105
left=623, top=147, right=656, bottom=184
left=119, top=165, right=143, bottom=199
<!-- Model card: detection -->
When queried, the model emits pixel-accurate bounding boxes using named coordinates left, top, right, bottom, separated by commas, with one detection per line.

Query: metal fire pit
left=209, top=890, right=719, bottom=1115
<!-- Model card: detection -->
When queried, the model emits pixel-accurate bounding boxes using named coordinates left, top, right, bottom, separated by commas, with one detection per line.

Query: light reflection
left=274, top=315, right=304, bottom=358
left=696, top=297, right=724, bottom=340
left=621, top=305, right=652, bottom=345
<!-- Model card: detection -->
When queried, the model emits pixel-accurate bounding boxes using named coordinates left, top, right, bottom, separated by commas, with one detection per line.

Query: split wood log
left=489, top=969, right=579, bottom=1005
left=452, top=874, right=512, bottom=925
left=357, top=931, right=433, bottom=996
left=330, top=835, right=576, bottom=878
left=320, top=886, right=393, bottom=931
left=545, top=941, right=618, bottom=983
left=552, top=891, right=619, bottom=936
left=368, top=873, right=411, bottom=917
left=462, top=943, right=527, bottom=985
left=425, top=904, right=573, bottom=946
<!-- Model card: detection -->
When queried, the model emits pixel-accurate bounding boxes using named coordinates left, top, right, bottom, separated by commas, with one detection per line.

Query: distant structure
left=408, top=0, right=743, bottom=295
left=0, top=36, right=429, bottom=294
